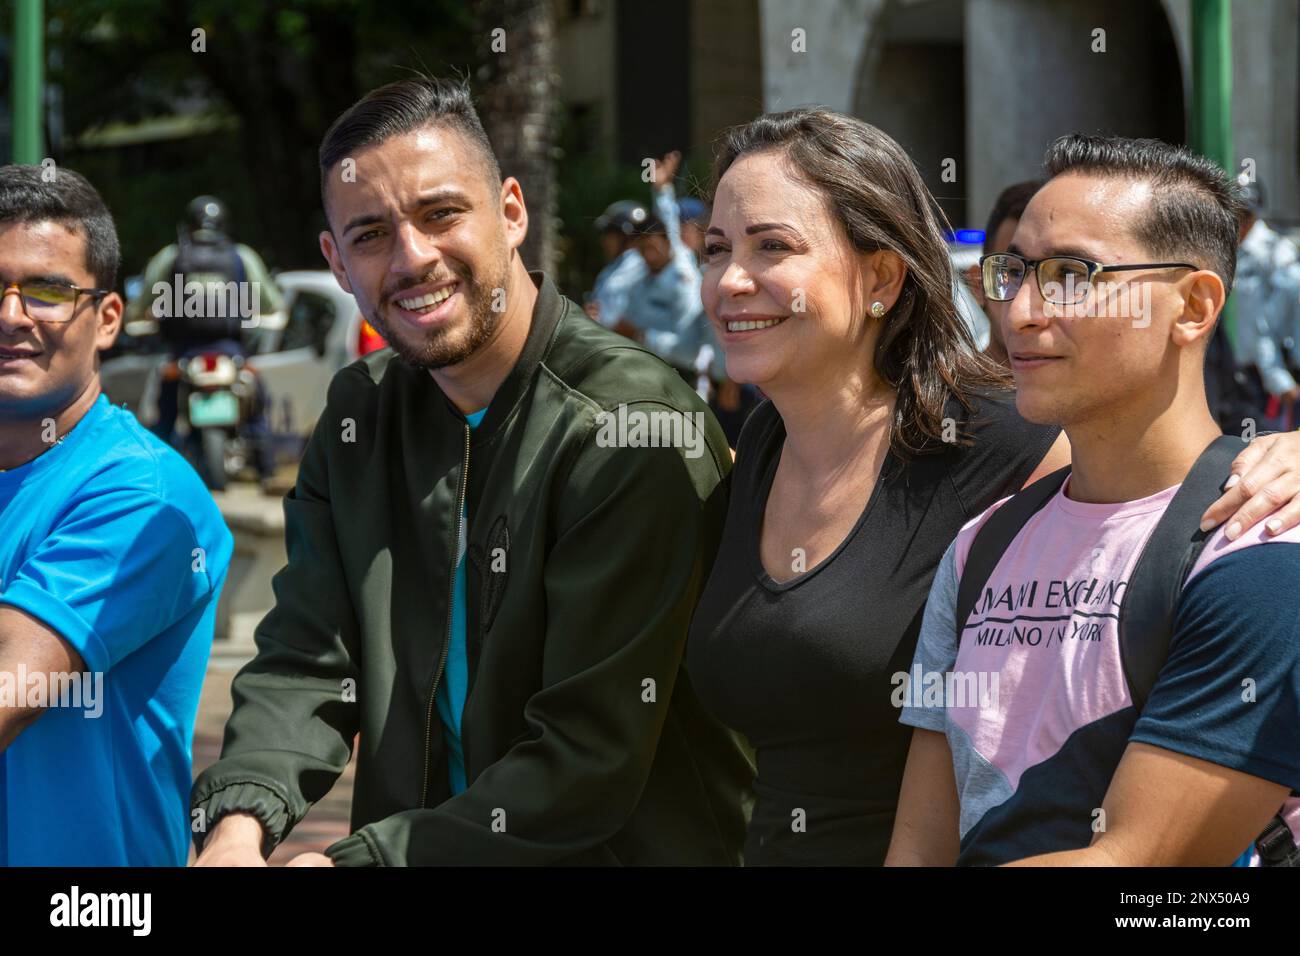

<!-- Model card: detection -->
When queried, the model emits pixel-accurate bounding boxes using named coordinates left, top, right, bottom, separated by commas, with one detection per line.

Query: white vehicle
left=248, top=270, right=379, bottom=443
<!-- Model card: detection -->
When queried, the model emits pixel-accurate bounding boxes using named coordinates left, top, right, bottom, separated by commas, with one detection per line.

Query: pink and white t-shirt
left=901, top=476, right=1300, bottom=866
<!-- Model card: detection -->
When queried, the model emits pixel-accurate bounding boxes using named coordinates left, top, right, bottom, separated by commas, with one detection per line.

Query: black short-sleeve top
left=686, top=388, right=1061, bottom=865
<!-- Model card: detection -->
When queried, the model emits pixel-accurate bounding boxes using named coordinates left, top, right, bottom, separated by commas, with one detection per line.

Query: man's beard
left=367, top=260, right=507, bottom=371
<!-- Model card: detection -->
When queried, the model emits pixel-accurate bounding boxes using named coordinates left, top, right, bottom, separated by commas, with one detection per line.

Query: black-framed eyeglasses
left=980, top=252, right=1200, bottom=306
left=1, top=279, right=111, bottom=323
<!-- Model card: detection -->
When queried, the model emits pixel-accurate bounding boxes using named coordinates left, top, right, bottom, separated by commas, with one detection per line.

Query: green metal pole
left=11, top=0, right=45, bottom=165
left=1190, top=0, right=1235, bottom=343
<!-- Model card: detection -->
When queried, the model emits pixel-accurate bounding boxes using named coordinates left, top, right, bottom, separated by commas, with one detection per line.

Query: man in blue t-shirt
left=0, top=164, right=232, bottom=865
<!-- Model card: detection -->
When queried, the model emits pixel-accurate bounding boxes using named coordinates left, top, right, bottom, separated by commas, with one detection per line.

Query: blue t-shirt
left=0, top=395, right=233, bottom=865
left=436, top=407, right=487, bottom=795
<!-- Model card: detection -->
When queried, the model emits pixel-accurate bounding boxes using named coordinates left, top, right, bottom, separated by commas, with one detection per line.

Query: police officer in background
left=1230, top=177, right=1300, bottom=431
left=592, top=157, right=757, bottom=444
left=586, top=199, right=648, bottom=328
left=615, top=152, right=712, bottom=375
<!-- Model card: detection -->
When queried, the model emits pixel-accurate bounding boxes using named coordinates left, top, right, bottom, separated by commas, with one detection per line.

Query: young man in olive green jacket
left=190, top=77, right=750, bottom=866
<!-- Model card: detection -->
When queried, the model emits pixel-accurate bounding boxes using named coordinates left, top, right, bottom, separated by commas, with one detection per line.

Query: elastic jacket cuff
left=192, top=780, right=293, bottom=858
left=326, top=829, right=385, bottom=867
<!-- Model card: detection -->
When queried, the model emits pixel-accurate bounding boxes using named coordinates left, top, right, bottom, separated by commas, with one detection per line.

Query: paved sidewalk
left=191, top=654, right=356, bottom=865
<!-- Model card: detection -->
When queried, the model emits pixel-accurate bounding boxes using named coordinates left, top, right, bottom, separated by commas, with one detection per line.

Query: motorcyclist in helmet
left=129, top=196, right=284, bottom=486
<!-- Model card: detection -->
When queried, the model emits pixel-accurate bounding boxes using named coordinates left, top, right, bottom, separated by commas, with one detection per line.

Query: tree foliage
left=37, top=0, right=478, bottom=273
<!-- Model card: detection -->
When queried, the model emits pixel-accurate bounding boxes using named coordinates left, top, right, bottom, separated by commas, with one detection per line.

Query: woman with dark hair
left=685, top=107, right=1300, bottom=866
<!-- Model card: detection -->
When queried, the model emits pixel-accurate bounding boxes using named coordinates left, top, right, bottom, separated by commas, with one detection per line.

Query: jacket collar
left=429, top=270, right=566, bottom=446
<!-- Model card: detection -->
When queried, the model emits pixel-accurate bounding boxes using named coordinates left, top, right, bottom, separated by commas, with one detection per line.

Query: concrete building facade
left=556, top=0, right=1299, bottom=230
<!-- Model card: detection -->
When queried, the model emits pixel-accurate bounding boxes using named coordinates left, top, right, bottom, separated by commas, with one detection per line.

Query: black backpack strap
left=954, top=466, right=1071, bottom=636
left=1117, top=435, right=1299, bottom=866
left=1117, top=435, right=1242, bottom=710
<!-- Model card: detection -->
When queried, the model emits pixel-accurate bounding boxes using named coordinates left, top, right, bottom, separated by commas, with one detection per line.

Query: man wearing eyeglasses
left=888, top=134, right=1300, bottom=866
left=0, top=165, right=232, bottom=865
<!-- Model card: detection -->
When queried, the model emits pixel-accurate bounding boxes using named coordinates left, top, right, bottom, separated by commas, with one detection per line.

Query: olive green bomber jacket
left=190, top=273, right=752, bottom=865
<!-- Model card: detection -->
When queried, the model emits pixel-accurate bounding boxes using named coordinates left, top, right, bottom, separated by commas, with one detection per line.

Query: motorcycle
left=168, top=349, right=263, bottom=491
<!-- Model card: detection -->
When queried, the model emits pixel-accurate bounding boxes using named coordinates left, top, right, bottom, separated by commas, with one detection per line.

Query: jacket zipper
left=421, top=420, right=471, bottom=808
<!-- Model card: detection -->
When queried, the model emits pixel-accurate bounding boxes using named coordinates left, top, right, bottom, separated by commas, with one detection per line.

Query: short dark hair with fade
left=0, top=164, right=121, bottom=290
left=1043, top=133, right=1243, bottom=295
left=318, top=75, right=502, bottom=217
left=982, top=180, right=1041, bottom=254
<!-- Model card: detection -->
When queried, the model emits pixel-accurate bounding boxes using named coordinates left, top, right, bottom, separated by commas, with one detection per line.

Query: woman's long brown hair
left=711, top=106, right=1012, bottom=459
